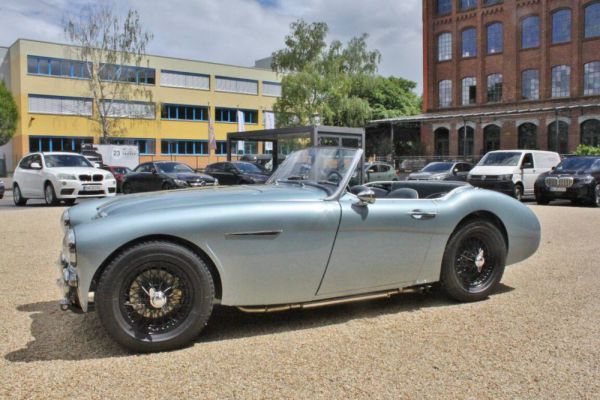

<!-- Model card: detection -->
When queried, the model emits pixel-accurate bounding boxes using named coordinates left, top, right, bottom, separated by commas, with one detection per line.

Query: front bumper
left=56, top=179, right=117, bottom=199
left=56, top=253, right=81, bottom=312
left=535, top=182, right=593, bottom=200
left=468, top=179, right=515, bottom=196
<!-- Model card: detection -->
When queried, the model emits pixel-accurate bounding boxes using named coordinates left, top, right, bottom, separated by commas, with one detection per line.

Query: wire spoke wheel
left=454, top=237, right=495, bottom=291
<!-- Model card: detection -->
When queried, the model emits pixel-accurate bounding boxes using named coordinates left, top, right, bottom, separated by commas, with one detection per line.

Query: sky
left=0, top=0, right=423, bottom=93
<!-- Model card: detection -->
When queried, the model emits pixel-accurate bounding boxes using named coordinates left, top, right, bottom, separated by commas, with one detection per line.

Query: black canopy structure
left=227, top=125, right=365, bottom=171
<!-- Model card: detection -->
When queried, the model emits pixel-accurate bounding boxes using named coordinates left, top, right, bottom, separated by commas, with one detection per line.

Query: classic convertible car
left=58, top=147, right=541, bottom=352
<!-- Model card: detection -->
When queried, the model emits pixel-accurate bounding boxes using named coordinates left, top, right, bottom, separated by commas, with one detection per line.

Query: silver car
left=58, top=147, right=541, bottom=352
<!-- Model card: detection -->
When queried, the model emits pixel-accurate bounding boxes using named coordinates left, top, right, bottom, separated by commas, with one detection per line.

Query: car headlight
left=58, top=173, right=77, bottom=180
left=498, top=174, right=513, bottom=181
left=60, top=210, right=70, bottom=233
left=431, top=174, right=446, bottom=180
left=174, top=179, right=188, bottom=186
left=104, top=173, right=114, bottom=180
left=63, top=228, right=76, bottom=266
left=578, top=175, right=594, bottom=184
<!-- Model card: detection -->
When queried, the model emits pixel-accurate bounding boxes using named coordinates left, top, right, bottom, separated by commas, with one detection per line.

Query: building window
left=103, top=100, right=156, bottom=119
left=518, top=123, right=538, bottom=149
left=29, top=136, right=93, bottom=153
left=487, top=74, right=503, bottom=102
left=458, top=126, right=474, bottom=157
left=161, top=104, right=208, bottom=121
left=215, top=76, right=258, bottom=95
left=461, top=77, right=477, bottom=105
left=160, top=70, right=210, bottom=90
left=99, top=64, right=155, bottom=85
left=581, top=119, right=600, bottom=146
left=461, top=28, right=477, bottom=57
left=215, top=108, right=258, bottom=124
left=487, top=22, right=503, bottom=54
left=438, top=33, right=452, bottom=61
left=584, top=61, right=600, bottom=96
left=216, top=141, right=227, bottom=155
left=585, top=2, right=600, bottom=39
left=107, top=138, right=156, bottom=155
left=547, top=121, right=569, bottom=154
left=484, top=0, right=502, bottom=5
left=28, top=94, right=92, bottom=116
left=483, top=125, right=501, bottom=153
left=521, top=16, right=540, bottom=49
left=438, top=80, right=452, bottom=108
left=552, top=9, right=572, bottom=44
left=434, top=128, right=450, bottom=156
left=27, top=55, right=90, bottom=79
left=521, top=69, right=540, bottom=100
left=262, top=81, right=282, bottom=97
left=459, top=0, right=476, bottom=11
left=437, top=0, right=452, bottom=15
left=551, top=65, right=571, bottom=98
left=161, top=140, right=208, bottom=155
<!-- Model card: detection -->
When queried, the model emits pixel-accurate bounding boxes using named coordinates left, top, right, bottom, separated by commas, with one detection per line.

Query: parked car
left=58, top=147, right=540, bottom=352
left=240, top=154, right=272, bottom=169
left=407, top=162, right=473, bottom=181
left=101, top=165, right=132, bottom=192
left=364, top=162, right=398, bottom=182
left=204, top=161, right=270, bottom=185
left=468, top=150, right=561, bottom=201
left=122, top=161, right=216, bottom=194
left=398, top=158, right=427, bottom=172
left=534, top=156, right=600, bottom=206
left=12, top=152, right=116, bottom=206
left=0, top=180, right=4, bottom=199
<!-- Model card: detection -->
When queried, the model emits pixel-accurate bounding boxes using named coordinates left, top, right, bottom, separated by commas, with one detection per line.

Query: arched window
left=487, top=22, right=503, bottom=54
left=462, top=77, right=477, bottom=105
left=438, top=32, right=452, bottom=61
left=521, top=69, right=540, bottom=100
left=434, top=128, right=450, bottom=156
left=551, top=65, right=571, bottom=98
left=462, top=28, right=477, bottom=57
left=457, top=126, right=474, bottom=157
left=584, top=62, right=600, bottom=96
left=521, top=16, right=540, bottom=49
left=437, top=0, right=452, bottom=15
left=439, top=80, right=452, bottom=108
left=487, top=74, right=503, bottom=102
left=547, top=121, right=569, bottom=154
left=518, top=123, right=538, bottom=149
left=460, top=0, right=476, bottom=11
left=483, top=125, right=501, bottom=153
left=552, top=9, right=571, bottom=44
left=585, top=2, right=600, bottom=39
left=581, top=119, right=600, bottom=147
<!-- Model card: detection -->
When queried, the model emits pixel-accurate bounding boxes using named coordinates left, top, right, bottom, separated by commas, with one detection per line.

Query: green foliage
left=0, top=81, right=18, bottom=146
left=272, top=19, right=420, bottom=128
left=574, top=144, right=600, bottom=155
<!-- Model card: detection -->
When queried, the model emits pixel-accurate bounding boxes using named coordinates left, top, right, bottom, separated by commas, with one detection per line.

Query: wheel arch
left=450, top=210, right=509, bottom=252
left=90, top=234, right=223, bottom=300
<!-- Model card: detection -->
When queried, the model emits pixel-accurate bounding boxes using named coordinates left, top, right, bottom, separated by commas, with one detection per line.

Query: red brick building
left=371, top=0, right=600, bottom=157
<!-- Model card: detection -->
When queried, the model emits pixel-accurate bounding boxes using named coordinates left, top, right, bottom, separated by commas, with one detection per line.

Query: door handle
left=409, top=210, right=437, bottom=220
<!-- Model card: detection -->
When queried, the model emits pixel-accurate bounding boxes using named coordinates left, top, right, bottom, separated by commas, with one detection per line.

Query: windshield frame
left=555, top=156, right=600, bottom=172
left=43, top=154, right=93, bottom=168
left=155, top=162, right=194, bottom=174
left=421, top=162, right=454, bottom=173
left=478, top=152, right=522, bottom=167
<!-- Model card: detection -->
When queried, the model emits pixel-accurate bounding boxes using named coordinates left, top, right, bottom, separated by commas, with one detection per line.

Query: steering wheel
left=326, top=170, right=343, bottom=184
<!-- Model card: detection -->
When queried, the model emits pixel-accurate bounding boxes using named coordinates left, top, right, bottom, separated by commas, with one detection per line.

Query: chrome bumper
left=56, top=253, right=79, bottom=311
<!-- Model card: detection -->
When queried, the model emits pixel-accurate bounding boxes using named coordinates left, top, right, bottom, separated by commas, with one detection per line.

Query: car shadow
left=5, top=284, right=514, bottom=362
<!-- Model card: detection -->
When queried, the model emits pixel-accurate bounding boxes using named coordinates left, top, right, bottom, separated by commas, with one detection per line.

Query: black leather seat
left=350, top=185, right=389, bottom=198
left=386, top=188, right=419, bottom=199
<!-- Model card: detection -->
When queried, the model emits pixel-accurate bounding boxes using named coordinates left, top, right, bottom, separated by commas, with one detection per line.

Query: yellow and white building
left=0, top=39, right=281, bottom=171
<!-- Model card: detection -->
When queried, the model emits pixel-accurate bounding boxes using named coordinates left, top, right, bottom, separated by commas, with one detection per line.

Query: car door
left=317, top=193, right=438, bottom=296
left=130, top=163, right=151, bottom=192
left=365, top=164, right=379, bottom=182
left=28, top=154, right=45, bottom=197
left=520, top=153, right=537, bottom=195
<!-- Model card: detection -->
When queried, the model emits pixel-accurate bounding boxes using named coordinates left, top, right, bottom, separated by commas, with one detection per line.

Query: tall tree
left=0, top=81, right=18, bottom=146
left=64, top=5, right=153, bottom=140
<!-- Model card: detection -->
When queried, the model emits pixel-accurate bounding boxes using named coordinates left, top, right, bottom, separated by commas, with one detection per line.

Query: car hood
left=47, top=167, right=109, bottom=176
left=241, top=173, right=270, bottom=181
left=166, top=172, right=215, bottom=181
left=408, top=172, right=447, bottom=179
left=469, top=166, right=520, bottom=175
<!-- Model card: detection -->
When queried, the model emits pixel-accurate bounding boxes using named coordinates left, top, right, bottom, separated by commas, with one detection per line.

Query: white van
left=467, top=150, right=561, bottom=200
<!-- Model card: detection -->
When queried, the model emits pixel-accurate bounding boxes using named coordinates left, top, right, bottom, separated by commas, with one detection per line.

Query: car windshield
left=267, top=147, right=361, bottom=194
left=234, top=162, right=264, bottom=174
left=44, top=154, right=93, bottom=168
left=422, top=162, right=453, bottom=172
left=555, top=157, right=600, bottom=172
left=479, top=152, right=521, bottom=166
left=156, top=163, right=194, bottom=173
left=113, top=167, right=131, bottom=174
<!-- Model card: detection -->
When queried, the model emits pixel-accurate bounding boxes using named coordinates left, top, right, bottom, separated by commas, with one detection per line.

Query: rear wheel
left=96, top=241, right=215, bottom=352
left=162, top=182, right=174, bottom=190
left=513, top=184, right=523, bottom=201
left=44, top=182, right=58, bottom=206
left=441, top=221, right=507, bottom=302
left=13, top=184, right=27, bottom=206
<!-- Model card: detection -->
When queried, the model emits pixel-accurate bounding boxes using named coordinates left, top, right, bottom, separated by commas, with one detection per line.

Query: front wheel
left=591, top=184, right=600, bottom=207
left=441, top=221, right=507, bottom=302
left=122, top=183, right=133, bottom=195
left=513, top=184, right=523, bottom=201
left=13, top=184, right=27, bottom=206
left=96, top=241, right=215, bottom=352
left=44, top=183, right=59, bottom=206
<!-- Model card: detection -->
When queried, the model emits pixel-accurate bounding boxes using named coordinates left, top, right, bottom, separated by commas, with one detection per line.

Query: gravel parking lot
left=0, top=202, right=599, bottom=399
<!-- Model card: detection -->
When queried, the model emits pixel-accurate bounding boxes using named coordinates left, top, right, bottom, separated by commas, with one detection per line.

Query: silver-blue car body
left=58, top=147, right=540, bottom=352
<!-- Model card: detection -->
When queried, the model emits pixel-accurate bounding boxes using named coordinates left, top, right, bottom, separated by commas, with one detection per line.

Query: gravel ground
left=0, top=203, right=599, bottom=399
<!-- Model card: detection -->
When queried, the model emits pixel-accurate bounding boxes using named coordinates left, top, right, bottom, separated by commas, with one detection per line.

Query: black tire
left=441, top=220, right=507, bottom=302
left=162, top=182, right=174, bottom=190
left=535, top=196, right=550, bottom=205
left=96, top=241, right=215, bottom=352
left=513, top=184, right=523, bottom=201
left=592, top=184, right=600, bottom=208
left=122, top=183, right=133, bottom=195
left=44, top=182, right=59, bottom=206
left=13, top=184, right=27, bottom=206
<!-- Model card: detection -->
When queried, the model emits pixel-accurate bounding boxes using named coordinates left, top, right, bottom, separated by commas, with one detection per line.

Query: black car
left=534, top=156, right=600, bottom=206
left=407, top=162, right=473, bottom=181
left=122, top=161, right=217, bottom=194
left=204, top=161, right=270, bottom=185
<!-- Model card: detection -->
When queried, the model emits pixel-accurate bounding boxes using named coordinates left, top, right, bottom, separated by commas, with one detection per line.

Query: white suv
left=13, top=152, right=117, bottom=206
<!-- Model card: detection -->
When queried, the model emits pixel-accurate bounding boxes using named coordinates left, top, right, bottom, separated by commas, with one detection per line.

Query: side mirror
left=151, top=168, right=158, bottom=174
left=452, top=168, right=459, bottom=175
left=551, top=166, right=556, bottom=171
left=30, top=162, right=42, bottom=169
left=355, top=189, right=376, bottom=206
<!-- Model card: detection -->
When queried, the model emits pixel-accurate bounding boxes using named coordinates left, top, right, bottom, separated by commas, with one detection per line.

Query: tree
left=0, top=81, right=18, bottom=146
left=574, top=144, right=600, bottom=155
left=64, top=5, right=153, bottom=140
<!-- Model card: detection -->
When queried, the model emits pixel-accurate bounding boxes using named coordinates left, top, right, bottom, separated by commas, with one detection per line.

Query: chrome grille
left=545, top=176, right=573, bottom=188
left=469, top=175, right=499, bottom=181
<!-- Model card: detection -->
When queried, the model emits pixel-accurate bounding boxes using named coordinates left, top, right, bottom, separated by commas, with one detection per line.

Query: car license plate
left=81, top=184, right=102, bottom=191
left=549, top=186, right=566, bottom=192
